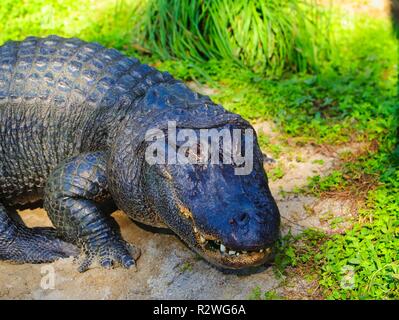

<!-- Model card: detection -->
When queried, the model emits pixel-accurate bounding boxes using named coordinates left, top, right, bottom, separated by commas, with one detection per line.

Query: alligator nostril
left=238, top=213, right=247, bottom=222
left=233, top=212, right=249, bottom=226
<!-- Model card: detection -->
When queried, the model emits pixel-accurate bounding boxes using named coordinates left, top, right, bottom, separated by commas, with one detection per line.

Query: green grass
left=139, top=0, right=332, bottom=76
left=308, top=171, right=347, bottom=196
left=248, top=286, right=283, bottom=300
left=317, top=165, right=399, bottom=299
left=270, top=165, right=285, bottom=181
left=0, top=0, right=143, bottom=51
left=0, top=0, right=398, bottom=300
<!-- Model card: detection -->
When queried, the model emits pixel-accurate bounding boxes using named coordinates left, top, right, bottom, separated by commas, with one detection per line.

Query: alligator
left=0, top=36, right=280, bottom=272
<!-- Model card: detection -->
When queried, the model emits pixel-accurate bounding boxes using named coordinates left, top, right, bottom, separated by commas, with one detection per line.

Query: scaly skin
left=0, top=36, right=280, bottom=272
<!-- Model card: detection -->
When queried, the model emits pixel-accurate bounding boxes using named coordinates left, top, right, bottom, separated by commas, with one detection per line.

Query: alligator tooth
left=228, top=250, right=236, bottom=255
left=236, top=252, right=240, bottom=256
left=199, top=235, right=206, bottom=243
left=242, top=251, right=247, bottom=254
left=193, top=227, right=198, bottom=233
left=259, top=249, right=264, bottom=253
left=220, top=244, right=226, bottom=253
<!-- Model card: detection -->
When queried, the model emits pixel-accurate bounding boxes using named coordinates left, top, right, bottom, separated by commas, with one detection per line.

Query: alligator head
left=142, top=123, right=280, bottom=269
left=108, top=84, right=280, bottom=270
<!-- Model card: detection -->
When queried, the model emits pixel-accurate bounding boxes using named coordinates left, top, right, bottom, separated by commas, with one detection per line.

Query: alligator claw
left=76, top=239, right=140, bottom=272
left=119, top=254, right=131, bottom=268
left=100, top=257, right=113, bottom=269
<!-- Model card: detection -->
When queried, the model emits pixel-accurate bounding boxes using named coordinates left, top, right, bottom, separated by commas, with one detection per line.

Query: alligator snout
left=223, top=209, right=280, bottom=252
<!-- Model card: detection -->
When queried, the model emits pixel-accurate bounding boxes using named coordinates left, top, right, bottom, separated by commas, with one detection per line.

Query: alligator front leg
left=0, top=202, right=78, bottom=263
left=44, top=152, right=140, bottom=272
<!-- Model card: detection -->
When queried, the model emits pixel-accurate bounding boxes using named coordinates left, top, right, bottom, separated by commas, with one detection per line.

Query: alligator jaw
left=192, top=226, right=273, bottom=269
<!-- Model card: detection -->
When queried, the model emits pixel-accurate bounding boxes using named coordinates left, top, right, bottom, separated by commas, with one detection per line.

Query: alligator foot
left=44, top=152, right=139, bottom=272
left=76, top=239, right=141, bottom=273
left=0, top=203, right=78, bottom=263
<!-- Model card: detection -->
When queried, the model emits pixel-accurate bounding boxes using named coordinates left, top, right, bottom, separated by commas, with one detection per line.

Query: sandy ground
left=0, top=120, right=365, bottom=300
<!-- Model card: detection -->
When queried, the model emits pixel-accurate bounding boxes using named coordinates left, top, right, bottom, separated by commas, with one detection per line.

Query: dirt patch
left=254, top=121, right=365, bottom=235
left=254, top=121, right=334, bottom=195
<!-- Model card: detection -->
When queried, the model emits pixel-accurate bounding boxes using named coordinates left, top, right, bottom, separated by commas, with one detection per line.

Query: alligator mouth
left=192, top=226, right=273, bottom=269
